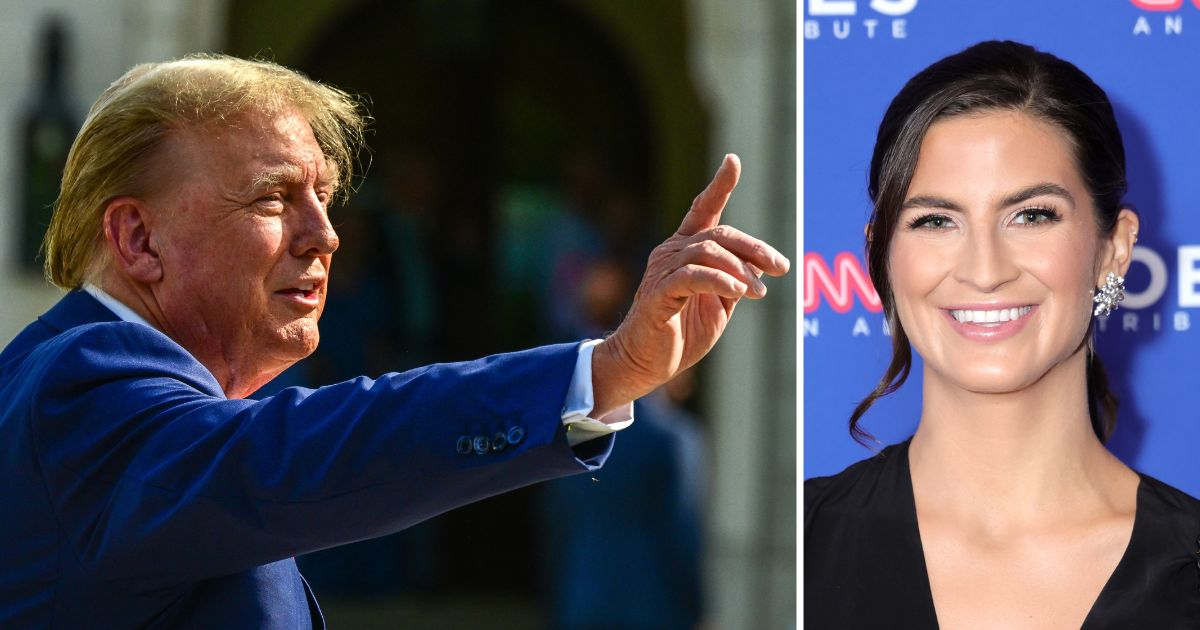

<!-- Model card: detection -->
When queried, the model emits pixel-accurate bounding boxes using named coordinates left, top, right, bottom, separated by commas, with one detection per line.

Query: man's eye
left=908, top=214, right=954, bottom=230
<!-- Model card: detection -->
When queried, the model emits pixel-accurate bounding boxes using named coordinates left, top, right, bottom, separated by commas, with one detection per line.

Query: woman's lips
left=943, top=304, right=1037, bottom=341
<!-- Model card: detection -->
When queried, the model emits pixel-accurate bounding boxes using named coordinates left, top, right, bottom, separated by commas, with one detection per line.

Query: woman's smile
left=943, top=304, right=1037, bottom=341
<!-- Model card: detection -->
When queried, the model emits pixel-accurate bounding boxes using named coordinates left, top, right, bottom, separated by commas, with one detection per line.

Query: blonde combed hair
left=43, top=53, right=368, bottom=289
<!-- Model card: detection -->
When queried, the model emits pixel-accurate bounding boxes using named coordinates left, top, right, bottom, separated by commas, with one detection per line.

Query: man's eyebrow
left=240, top=163, right=338, bottom=196
left=249, top=163, right=305, bottom=189
left=901, top=182, right=1075, bottom=212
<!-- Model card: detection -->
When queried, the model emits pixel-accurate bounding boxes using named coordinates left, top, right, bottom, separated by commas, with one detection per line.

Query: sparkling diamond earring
left=1092, top=272, right=1125, bottom=317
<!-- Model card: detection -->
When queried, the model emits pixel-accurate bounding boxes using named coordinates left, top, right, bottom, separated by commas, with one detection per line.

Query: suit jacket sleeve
left=26, top=321, right=610, bottom=593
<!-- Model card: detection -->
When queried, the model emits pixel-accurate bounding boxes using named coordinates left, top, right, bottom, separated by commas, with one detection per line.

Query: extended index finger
left=676, top=153, right=741, bottom=237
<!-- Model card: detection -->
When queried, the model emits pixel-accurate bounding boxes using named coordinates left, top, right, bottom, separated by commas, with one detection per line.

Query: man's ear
left=1097, top=206, right=1139, bottom=284
left=102, top=197, right=163, bottom=284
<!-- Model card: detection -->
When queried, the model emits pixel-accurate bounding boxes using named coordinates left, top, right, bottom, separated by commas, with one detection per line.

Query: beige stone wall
left=0, top=0, right=225, bottom=344
left=690, top=0, right=798, bottom=627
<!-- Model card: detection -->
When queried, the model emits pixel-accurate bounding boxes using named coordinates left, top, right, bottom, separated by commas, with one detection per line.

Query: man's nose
left=952, top=227, right=1018, bottom=292
left=291, top=193, right=339, bottom=258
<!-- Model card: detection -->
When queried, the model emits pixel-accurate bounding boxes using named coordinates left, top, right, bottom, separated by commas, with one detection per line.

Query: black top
left=805, top=440, right=1200, bottom=629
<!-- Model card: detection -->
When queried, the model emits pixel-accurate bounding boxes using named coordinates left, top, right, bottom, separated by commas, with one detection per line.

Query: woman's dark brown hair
left=851, top=40, right=1125, bottom=446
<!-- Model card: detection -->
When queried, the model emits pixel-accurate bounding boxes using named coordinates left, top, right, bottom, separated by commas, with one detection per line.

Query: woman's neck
left=908, top=346, right=1134, bottom=532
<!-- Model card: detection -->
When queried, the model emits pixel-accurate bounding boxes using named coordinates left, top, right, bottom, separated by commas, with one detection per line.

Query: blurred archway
left=226, top=0, right=709, bottom=624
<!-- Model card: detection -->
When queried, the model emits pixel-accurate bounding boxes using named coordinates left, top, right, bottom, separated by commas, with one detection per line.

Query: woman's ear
left=1097, top=207, right=1139, bottom=285
left=102, top=197, right=163, bottom=284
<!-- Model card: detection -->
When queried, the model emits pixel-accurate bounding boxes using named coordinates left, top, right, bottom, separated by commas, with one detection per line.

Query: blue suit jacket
left=0, top=291, right=613, bottom=628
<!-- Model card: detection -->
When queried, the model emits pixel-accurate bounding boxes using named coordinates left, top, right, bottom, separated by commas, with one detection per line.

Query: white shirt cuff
left=561, top=339, right=634, bottom=446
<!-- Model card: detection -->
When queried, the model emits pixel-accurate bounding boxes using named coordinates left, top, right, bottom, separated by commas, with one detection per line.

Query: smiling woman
left=891, top=111, right=1131, bottom=397
left=804, top=41, right=1200, bottom=628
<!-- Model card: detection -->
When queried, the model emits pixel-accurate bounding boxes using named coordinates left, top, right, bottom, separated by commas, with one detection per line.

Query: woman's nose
left=952, top=228, right=1019, bottom=292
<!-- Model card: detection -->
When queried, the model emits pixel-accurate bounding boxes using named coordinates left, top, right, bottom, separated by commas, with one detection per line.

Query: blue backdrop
left=803, top=0, right=1200, bottom=498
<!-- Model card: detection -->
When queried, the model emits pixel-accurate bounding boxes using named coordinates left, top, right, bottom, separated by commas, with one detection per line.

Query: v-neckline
left=897, top=439, right=1144, bottom=629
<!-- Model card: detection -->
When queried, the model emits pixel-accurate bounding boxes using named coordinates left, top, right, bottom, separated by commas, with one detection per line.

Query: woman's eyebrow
left=901, top=183, right=1075, bottom=212
left=998, top=182, right=1075, bottom=208
left=901, top=195, right=960, bottom=211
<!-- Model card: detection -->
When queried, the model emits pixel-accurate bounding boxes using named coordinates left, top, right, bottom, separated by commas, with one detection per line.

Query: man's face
left=146, top=108, right=338, bottom=394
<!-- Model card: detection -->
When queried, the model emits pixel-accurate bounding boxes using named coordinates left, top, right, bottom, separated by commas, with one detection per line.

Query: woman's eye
left=908, top=214, right=955, bottom=230
left=1012, top=207, right=1060, bottom=225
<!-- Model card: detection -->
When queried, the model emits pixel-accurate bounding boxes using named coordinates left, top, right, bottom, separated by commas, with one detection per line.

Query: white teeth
left=298, top=283, right=315, bottom=292
left=951, top=306, right=1032, bottom=323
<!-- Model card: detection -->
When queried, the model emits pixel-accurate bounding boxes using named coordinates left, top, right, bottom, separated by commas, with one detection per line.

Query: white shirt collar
left=82, top=283, right=156, bottom=329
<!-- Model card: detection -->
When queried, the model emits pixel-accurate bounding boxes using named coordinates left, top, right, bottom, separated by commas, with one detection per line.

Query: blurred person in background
left=540, top=257, right=707, bottom=630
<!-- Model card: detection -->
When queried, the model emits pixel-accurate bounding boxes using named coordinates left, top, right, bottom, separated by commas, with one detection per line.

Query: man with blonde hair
left=0, top=55, right=788, bottom=627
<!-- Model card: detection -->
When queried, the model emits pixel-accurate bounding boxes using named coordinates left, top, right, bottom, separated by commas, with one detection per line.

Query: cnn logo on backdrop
left=1131, top=0, right=1200, bottom=9
left=803, top=252, right=881, bottom=314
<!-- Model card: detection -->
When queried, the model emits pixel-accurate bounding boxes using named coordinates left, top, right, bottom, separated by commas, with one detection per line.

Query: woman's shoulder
left=1133, top=471, right=1200, bottom=545
left=803, top=440, right=941, bottom=626
left=1092, top=471, right=1200, bottom=624
left=1137, top=472, right=1200, bottom=515
left=804, top=440, right=911, bottom=523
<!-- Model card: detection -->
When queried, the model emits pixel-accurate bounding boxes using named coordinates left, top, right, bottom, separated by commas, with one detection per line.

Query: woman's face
left=888, top=109, right=1134, bottom=394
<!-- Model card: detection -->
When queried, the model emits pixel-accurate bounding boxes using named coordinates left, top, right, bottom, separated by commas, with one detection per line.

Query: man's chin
left=270, top=321, right=321, bottom=361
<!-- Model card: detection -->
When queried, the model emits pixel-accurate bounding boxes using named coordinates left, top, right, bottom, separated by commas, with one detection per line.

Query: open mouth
left=949, top=306, right=1033, bottom=324
left=275, top=281, right=321, bottom=302
left=277, top=283, right=319, bottom=298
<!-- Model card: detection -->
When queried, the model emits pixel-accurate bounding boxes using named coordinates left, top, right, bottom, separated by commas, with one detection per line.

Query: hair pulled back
left=851, top=40, right=1126, bottom=445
